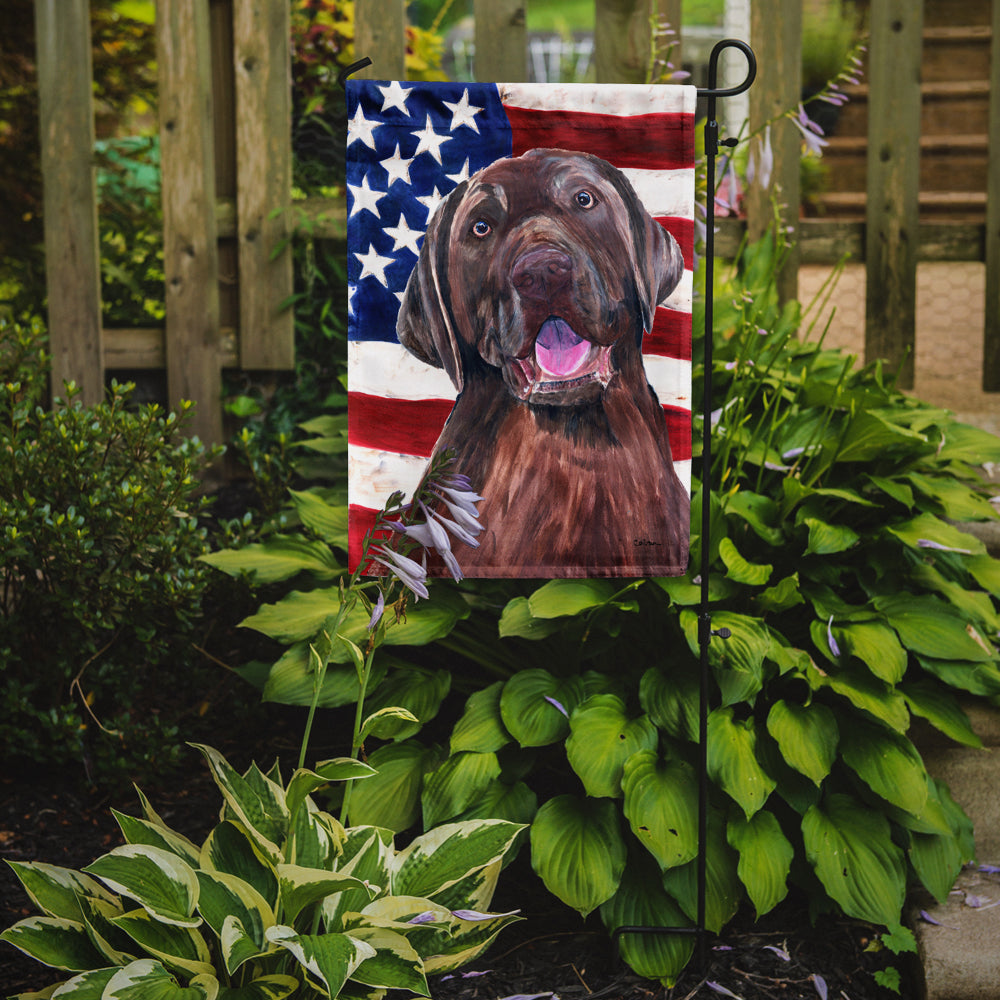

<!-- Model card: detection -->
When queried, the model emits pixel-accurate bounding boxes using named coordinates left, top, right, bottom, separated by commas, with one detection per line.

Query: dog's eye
left=470, top=219, right=492, bottom=239
left=574, top=190, right=596, bottom=209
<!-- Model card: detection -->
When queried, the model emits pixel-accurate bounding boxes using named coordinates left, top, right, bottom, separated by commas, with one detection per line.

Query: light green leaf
left=639, top=664, right=699, bottom=742
left=103, top=959, right=218, bottom=1000
left=886, top=512, right=985, bottom=557
left=421, top=752, right=502, bottom=829
left=807, top=661, right=910, bottom=732
left=110, top=909, right=214, bottom=978
left=719, top=537, right=772, bottom=585
left=0, top=916, right=107, bottom=972
left=802, top=794, right=906, bottom=926
left=288, top=489, right=349, bottom=546
left=765, top=700, right=838, bottom=786
left=621, top=751, right=699, bottom=871
left=4, top=862, right=118, bottom=923
left=346, top=926, right=429, bottom=994
left=936, top=421, right=1000, bottom=465
left=906, top=472, right=999, bottom=522
left=724, top=490, right=784, bottom=545
left=260, top=643, right=386, bottom=709
left=566, top=696, right=658, bottom=799
left=452, top=779, right=538, bottom=827
left=265, top=926, right=375, bottom=997
left=707, top=708, right=776, bottom=818
left=966, top=553, right=1000, bottom=597
left=200, top=535, right=342, bottom=584
left=362, top=667, right=451, bottom=740
left=875, top=594, right=995, bottom=662
left=497, top=597, right=564, bottom=639
left=839, top=719, right=929, bottom=817
left=83, top=846, right=200, bottom=928
left=803, top=517, right=859, bottom=556
left=499, top=670, right=584, bottom=747
left=360, top=706, right=421, bottom=742
left=526, top=579, right=618, bottom=618
left=529, top=795, right=626, bottom=917
left=901, top=680, right=982, bottom=748
left=727, top=811, right=793, bottom=917
left=835, top=410, right=927, bottom=463
left=347, top=740, right=441, bottom=832
left=755, top=573, right=805, bottom=614
left=680, top=610, right=770, bottom=706
left=450, top=682, right=511, bottom=754
left=835, top=621, right=907, bottom=684
left=916, top=655, right=1000, bottom=697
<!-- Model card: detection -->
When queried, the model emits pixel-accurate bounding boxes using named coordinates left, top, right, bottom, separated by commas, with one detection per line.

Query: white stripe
left=674, top=459, right=692, bottom=497
left=349, top=341, right=457, bottom=400
left=661, top=269, right=693, bottom=313
left=349, top=444, right=428, bottom=510
left=498, top=82, right=697, bottom=118
left=622, top=167, right=695, bottom=219
left=644, top=357, right=693, bottom=409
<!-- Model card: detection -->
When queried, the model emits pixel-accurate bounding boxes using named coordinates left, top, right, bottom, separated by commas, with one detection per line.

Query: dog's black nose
left=512, top=248, right=572, bottom=300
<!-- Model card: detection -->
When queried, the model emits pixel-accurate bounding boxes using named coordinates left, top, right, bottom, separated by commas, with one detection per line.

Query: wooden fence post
left=864, top=0, right=923, bottom=389
left=157, top=0, right=223, bottom=445
left=983, top=0, right=1000, bottom=390
left=594, top=0, right=671, bottom=84
left=34, top=0, right=104, bottom=405
left=354, top=0, right=406, bottom=79
left=474, top=0, right=526, bottom=82
left=233, top=0, right=294, bottom=370
left=746, top=0, right=801, bottom=306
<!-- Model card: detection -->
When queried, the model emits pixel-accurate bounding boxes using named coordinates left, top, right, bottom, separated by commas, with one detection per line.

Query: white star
left=355, top=245, right=395, bottom=286
left=411, top=115, right=452, bottom=164
left=416, top=185, right=446, bottom=219
left=347, top=104, right=379, bottom=149
left=348, top=283, right=357, bottom=316
left=443, top=90, right=483, bottom=133
left=378, top=80, right=410, bottom=114
left=447, top=158, right=471, bottom=185
left=380, top=144, right=414, bottom=187
left=384, top=214, right=423, bottom=255
left=347, top=175, right=385, bottom=218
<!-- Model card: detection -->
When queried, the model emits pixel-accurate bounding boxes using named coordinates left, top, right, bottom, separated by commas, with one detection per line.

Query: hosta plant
left=1, top=744, right=523, bottom=999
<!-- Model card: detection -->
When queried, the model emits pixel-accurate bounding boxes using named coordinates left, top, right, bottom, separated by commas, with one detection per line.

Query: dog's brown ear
left=640, top=217, right=685, bottom=330
left=396, top=194, right=464, bottom=392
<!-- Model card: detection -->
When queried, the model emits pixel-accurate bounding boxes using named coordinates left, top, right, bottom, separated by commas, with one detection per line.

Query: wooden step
left=812, top=190, right=987, bottom=222
left=922, top=25, right=993, bottom=83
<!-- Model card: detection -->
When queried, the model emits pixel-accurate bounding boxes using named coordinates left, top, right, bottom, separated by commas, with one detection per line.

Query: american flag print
left=347, top=80, right=696, bottom=576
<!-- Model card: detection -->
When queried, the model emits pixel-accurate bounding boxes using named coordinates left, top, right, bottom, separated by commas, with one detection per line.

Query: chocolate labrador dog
left=397, top=147, right=689, bottom=577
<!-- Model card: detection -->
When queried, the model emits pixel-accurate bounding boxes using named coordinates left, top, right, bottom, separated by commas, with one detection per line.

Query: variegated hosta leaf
left=276, top=864, right=376, bottom=925
left=450, top=681, right=511, bottom=754
left=391, top=820, right=524, bottom=901
left=727, top=810, right=793, bottom=917
left=424, top=859, right=501, bottom=916
left=200, top=822, right=278, bottom=910
left=214, top=974, right=300, bottom=1000
left=565, top=695, right=658, bottom=799
left=621, top=751, right=699, bottom=871
left=529, top=795, right=626, bottom=917
left=802, top=793, right=906, bottom=927
left=345, top=926, right=429, bottom=995
left=112, top=810, right=202, bottom=868
left=77, top=894, right=136, bottom=966
left=420, top=906, right=523, bottom=975
left=706, top=707, right=776, bottom=819
left=421, top=751, right=502, bottom=829
left=45, top=966, right=118, bottom=997
left=285, top=760, right=375, bottom=824
left=0, top=916, right=107, bottom=972
left=265, top=926, right=376, bottom=998
left=323, top=829, right=393, bottom=931
left=83, top=846, right=200, bottom=928
left=4, top=861, right=118, bottom=922
left=288, top=801, right=343, bottom=870
left=110, top=908, right=214, bottom=979
left=195, top=871, right=274, bottom=974
left=765, top=700, right=838, bottom=786
left=499, top=669, right=585, bottom=747
left=347, top=740, right=442, bottom=833
left=102, top=958, right=218, bottom=999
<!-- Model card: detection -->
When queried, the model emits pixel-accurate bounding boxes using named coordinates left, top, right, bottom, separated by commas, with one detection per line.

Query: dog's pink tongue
left=535, top=318, right=589, bottom=377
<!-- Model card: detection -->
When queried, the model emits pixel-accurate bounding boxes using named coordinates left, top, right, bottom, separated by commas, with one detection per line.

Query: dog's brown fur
left=397, top=148, right=689, bottom=577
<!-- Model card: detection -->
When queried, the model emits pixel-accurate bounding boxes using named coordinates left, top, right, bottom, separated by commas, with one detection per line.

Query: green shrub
left=0, top=317, right=220, bottom=783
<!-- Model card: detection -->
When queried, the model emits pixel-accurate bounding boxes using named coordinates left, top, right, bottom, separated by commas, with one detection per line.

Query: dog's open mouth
left=505, top=317, right=615, bottom=404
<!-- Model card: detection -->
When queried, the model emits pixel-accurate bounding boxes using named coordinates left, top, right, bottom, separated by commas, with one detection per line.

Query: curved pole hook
left=337, top=57, right=373, bottom=90
left=698, top=38, right=757, bottom=99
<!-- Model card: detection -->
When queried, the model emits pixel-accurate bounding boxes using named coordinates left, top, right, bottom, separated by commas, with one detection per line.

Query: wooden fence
left=33, top=0, right=1000, bottom=445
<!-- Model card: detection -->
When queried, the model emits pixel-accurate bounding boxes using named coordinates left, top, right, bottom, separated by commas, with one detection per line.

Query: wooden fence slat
left=864, top=0, right=923, bottom=390
left=594, top=0, right=663, bottom=84
left=474, top=0, right=527, bottom=82
left=233, top=0, right=294, bottom=370
left=157, top=0, right=223, bottom=445
left=354, top=0, right=406, bottom=80
left=34, top=0, right=103, bottom=405
left=983, top=0, right=1000, bottom=389
left=747, top=0, right=802, bottom=305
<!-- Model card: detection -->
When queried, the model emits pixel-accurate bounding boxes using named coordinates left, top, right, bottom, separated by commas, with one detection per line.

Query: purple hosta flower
left=979, top=864, right=1000, bottom=874
left=763, top=944, right=791, bottom=962
left=451, top=908, right=521, bottom=921
left=917, top=538, right=973, bottom=555
left=812, top=974, right=828, bottom=1000
left=827, top=616, right=842, bottom=657
left=747, top=125, right=774, bottom=191
left=431, top=488, right=483, bottom=537
left=715, top=156, right=742, bottom=215
left=544, top=695, right=569, bottom=718
left=426, top=504, right=480, bottom=548
left=407, top=911, right=438, bottom=925
left=369, top=545, right=430, bottom=600
left=919, top=909, right=958, bottom=929
left=367, top=590, right=385, bottom=631
left=706, top=983, right=742, bottom=999
left=791, top=104, right=829, bottom=157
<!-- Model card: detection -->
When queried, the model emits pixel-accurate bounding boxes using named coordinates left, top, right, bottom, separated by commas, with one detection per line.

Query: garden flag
left=347, top=81, right=696, bottom=578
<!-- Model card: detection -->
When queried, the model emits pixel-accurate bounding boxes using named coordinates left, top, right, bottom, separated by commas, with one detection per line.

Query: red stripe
left=647, top=308, right=692, bottom=360
left=505, top=107, right=694, bottom=170
left=348, top=393, right=452, bottom=455
left=655, top=217, right=695, bottom=270
left=349, top=504, right=385, bottom=574
left=663, top=406, right=692, bottom=462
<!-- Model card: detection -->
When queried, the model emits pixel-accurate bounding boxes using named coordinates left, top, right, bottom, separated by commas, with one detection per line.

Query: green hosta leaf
left=639, top=663, right=699, bottom=742
left=285, top=759, right=376, bottom=823
left=360, top=706, right=421, bottom=742
left=393, top=820, right=524, bottom=901
left=453, top=779, right=538, bottom=827
left=530, top=795, right=626, bottom=917
left=450, top=682, right=511, bottom=754
left=727, top=811, right=793, bottom=918
left=765, top=701, right=838, bottom=786
left=322, top=829, right=393, bottom=930
left=866, top=474, right=914, bottom=509
left=265, top=926, right=375, bottom=997
left=599, top=853, right=694, bottom=987
left=802, top=793, right=906, bottom=926
left=497, top=596, right=564, bottom=639
left=621, top=751, right=698, bottom=871
left=362, top=667, right=451, bottom=740
left=901, top=680, right=982, bottom=748
left=839, top=718, right=929, bottom=817
left=347, top=740, right=441, bottom=832
left=200, top=822, right=278, bottom=910
left=936, top=421, right=1000, bottom=464
left=835, top=621, right=907, bottom=684
left=424, top=906, right=522, bottom=975
left=653, top=573, right=737, bottom=605
left=39, top=966, right=118, bottom=998
left=195, top=871, right=273, bottom=974
left=681, top=610, right=770, bottom=706
left=835, top=410, right=927, bottom=463
left=4, top=862, right=118, bottom=923
left=661, top=810, right=741, bottom=933
left=724, top=490, right=784, bottom=545
left=718, top=537, right=772, bottom=586
left=874, top=594, right=995, bottom=662
left=499, top=670, right=584, bottom=747
left=216, top=975, right=299, bottom=1000
left=277, top=865, right=374, bottom=925
left=808, top=661, right=910, bottom=732
left=83, top=846, right=200, bottom=928
left=565, top=695, right=658, bottom=798
left=288, top=488, right=349, bottom=546
left=0, top=916, right=107, bottom=971
left=260, top=643, right=386, bottom=709
left=200, top=535, right=342, bottom=584
left=111, top=908, right=214, bottom=978
left=906, top=472, right=998, bottom=522
left=112, top=812, right=201, bottom=868
left=911, top=562, right=1000, bottom=633
left=916, top=655, right=1000, bottom=697
left=346, top=926, right=428, bottom=994
left=526, top=579, right=618, bottom=617
left=755, top=573, right=805, bottom=614
left=103, top=959, right=218, bottom=1000
left=707, top=708, right=776, bottom=818
left=421, top=751, right=502, bottom=828
left=909, top=826, right=966, bottom=905
left=967, top=553, right=1000, bottom=597
left=886, top=512, right=985, bottom=557
left=803, top=517, right=859, bottom=556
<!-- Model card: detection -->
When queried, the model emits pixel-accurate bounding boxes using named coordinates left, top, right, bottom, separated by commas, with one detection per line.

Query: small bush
left=0, top=317, right=219, bottom=783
